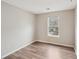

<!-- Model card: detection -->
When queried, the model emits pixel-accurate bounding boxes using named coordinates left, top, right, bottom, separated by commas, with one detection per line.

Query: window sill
left=48, top=34, right=59, bottom=37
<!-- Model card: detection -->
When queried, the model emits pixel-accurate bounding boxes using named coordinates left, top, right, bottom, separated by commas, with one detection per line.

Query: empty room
left=1, top=0, right=77, bottom=59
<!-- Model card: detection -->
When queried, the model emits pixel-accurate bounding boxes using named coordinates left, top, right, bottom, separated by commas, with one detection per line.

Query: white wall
left=1, top=1, right=76, bottom=58
left=35, top=9, right=75, bottom=48
left=1, top=1, right=35, bottom=58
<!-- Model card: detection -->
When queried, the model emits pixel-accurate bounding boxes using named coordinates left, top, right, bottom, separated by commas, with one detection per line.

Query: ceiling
left=2, top=0, right=76, bottom=14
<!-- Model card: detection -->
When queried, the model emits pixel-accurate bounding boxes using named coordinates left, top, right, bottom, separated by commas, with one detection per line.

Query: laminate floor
left=3, top=42, right=76, bottom=59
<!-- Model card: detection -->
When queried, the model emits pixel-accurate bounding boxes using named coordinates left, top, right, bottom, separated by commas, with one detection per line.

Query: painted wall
left=1, top=1, right=75, bottom=58
left=35, top=9, right=75, bottom=48
left=1, top=1, right=35, bottom=57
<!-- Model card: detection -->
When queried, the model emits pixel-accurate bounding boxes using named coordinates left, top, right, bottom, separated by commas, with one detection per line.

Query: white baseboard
left=36, top=40, right=74, bottom=48
left=2, top=41, right=35, bottom=59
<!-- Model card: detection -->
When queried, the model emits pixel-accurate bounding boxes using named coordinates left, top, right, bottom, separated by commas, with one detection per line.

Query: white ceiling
left=2, top=0, right=76, bottom=14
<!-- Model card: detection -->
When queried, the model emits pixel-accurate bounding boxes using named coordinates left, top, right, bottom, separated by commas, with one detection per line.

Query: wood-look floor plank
left=3, top=42, right=76, bottom=59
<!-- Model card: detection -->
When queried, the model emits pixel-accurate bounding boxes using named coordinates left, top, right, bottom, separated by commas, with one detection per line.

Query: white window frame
left=48, top=16, right=59, bottom=37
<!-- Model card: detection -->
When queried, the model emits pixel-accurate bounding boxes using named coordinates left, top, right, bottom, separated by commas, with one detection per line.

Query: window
left=48, top=16, right=59, bottom=37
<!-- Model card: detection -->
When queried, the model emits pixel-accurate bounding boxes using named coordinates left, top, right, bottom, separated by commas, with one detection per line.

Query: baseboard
left=36, top=40, right=74, bottom=48
left=2, top=41, right=35, bottom=59
left=74, top=48, right=77, bottom=55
